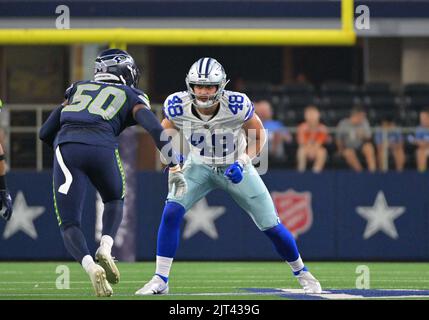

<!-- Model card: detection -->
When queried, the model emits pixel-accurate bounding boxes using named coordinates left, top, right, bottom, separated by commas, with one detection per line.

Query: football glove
left=168, top=165, right=188, bottom=198
left=224, top=161, right=244, bottom=184
left=0, top=190, right=13, bottom=221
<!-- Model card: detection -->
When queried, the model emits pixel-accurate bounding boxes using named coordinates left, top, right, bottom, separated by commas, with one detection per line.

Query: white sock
left=100, top=235, right=114, bottom=251
left=82, top=255, right=96, bottom=273
left=287, top=255, right=305, bottom=273
left=155, top=255, right=173, bottom=279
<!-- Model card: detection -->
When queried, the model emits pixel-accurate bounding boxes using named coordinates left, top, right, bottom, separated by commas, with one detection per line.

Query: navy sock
left=263, top=223, right=300, bottom=262
left=61, top=224, right=91, bottom=263
left=156, top=201, right=186, bottom=258
left=101, top=199, right=124, bottom=238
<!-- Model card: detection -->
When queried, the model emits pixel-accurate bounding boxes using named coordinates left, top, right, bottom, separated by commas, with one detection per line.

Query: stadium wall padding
left=1, top=171, right=429, bottom=261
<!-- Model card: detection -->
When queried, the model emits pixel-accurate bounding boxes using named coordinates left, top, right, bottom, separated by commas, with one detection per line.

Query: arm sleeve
left=39, top=106, right=63, bottom=148
left=133, top=107, right=178, bottom=167
left=243, top=96, right=255, bottom=122
left=64, top=82, right=79, bottom=100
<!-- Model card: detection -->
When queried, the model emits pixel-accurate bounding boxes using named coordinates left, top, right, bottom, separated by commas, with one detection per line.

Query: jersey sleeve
left=225, top=92, right=254, bottom=123
left=162, top=95, right=172, bottom=121
left=242, top=95, right=255, bottom=122
left=64, top=81, right=80, bottom=101
left=129, top=88, right=151, bottom=110
left=123, top=88, right=151, bottom=127
left=230, top=93, right=254, bottom=123
left=162, top=93, right=186, bottom=124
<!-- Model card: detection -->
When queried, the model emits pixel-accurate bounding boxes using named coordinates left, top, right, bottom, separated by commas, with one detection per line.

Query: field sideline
left=0, top=262, right=428, bottom=300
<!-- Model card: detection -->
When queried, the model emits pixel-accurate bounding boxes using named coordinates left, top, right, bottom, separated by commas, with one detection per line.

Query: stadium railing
left=1, top=104, right=422, bottom=171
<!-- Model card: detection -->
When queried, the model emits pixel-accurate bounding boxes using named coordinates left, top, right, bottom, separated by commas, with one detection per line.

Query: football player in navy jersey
left=39, top=49, right=187, bottom=297
left=0, top=143, right=13, bottom=222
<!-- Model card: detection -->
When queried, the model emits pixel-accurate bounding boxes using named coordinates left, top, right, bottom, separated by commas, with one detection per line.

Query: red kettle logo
left=271, top=189, right=313, bottom=238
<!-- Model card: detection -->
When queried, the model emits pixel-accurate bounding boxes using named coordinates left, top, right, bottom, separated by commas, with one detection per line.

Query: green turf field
left=0, top=262, right=428, bottom=300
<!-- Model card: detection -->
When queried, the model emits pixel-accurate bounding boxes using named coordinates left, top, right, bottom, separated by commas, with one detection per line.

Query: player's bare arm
left=161, top=118, right=177, bottom=130
left=242, top=113, right=267, bottom=160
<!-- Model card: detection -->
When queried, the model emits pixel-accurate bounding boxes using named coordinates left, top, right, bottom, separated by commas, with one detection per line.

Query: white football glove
left=168, top=165, right=188, bottom=198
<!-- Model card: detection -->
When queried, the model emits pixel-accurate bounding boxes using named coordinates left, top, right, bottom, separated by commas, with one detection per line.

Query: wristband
left=237, top=153, right=251, bottom=167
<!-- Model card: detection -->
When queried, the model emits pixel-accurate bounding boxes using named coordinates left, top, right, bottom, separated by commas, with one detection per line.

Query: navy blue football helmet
left=94, top=49, right=140, bottom=88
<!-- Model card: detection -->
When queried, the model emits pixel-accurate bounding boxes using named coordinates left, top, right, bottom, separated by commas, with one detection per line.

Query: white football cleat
left=295, top=270, right=322, bottom=294
left=88, top=264, right=113, bottom=297
left=135, top=275, right=169, bottom=296
left=95, top=245, right=120, bottom=285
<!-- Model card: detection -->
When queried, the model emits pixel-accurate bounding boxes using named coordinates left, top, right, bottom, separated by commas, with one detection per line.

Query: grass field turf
left=0, top=262, right=428, bottom=300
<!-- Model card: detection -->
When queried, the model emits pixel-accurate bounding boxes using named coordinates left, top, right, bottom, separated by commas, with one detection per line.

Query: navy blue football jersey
left=55, top=80, right=150, bottom=148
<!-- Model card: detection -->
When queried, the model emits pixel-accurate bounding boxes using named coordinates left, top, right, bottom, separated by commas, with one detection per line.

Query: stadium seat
left=361, top=82, right=398, bottom=110
left=402, top=83, right=429, bottom=111
left=319, top=81, right=361, bottom=110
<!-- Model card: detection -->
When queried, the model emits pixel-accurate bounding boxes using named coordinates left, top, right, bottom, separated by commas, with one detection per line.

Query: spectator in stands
left=374, top=116, right=405, bottom=172
left=296, top=105, right=330, bottom=173
left=415, top=107, right=429, bottom=172
left=336, top=105, right=376, bottom=172
left=254, top=100, right=292, bottom=163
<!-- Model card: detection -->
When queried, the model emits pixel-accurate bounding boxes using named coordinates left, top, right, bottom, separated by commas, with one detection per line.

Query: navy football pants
left=53, top=142, right=125, bottom=229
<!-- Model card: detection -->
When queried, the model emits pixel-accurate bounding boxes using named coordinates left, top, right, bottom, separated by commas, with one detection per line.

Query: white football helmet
left=185, top=57, right=229, bottom=108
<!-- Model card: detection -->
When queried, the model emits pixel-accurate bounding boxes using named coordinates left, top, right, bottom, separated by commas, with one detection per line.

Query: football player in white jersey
left=135, top=57, right=321, bottom=295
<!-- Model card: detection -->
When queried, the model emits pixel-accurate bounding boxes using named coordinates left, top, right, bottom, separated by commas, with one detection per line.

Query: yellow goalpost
left=0, top=0, right=355, bottom=47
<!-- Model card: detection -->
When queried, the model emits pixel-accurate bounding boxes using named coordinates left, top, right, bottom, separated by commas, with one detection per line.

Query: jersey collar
left=191, top=103, right=221, bottom=122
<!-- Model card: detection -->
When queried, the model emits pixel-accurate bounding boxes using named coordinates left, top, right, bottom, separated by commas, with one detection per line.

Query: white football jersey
left=163, top=90, right=255, bottom=166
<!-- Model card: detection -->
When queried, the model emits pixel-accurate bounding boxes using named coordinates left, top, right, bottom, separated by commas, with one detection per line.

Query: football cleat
left=295, top=270, right=322, bottom=294
left=135, top=275, right=169, bottom=295
left=88, top=264, right=113, bottom=297
left=95, top=245, right=120, bottom=285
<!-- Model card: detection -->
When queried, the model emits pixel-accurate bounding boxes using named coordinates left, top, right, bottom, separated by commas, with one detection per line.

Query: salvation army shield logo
left=271, top=189, right=313, bottom=238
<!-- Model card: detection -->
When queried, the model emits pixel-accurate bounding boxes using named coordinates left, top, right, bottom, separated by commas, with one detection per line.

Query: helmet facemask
left=186, top=79, right=229, bottom=109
